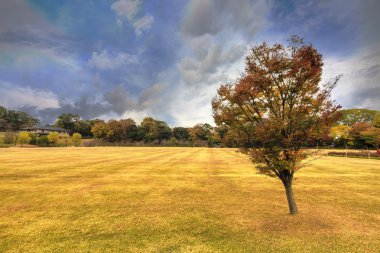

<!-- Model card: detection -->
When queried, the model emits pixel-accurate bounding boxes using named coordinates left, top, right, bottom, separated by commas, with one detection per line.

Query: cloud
left=111, top=0, right=141, bottom=21
left=0, top=0, right=56, bottom=34
left=178, top=0, right=268, bottom=89
left=110, top=0, right=154, bottom=36
left=181, top=0, right=270, bottom=39
left=0, top=82, right=60, bottom=110
left=178, top=36, right=246, bottom=86
left=138, top=82, right=166, bottom=110
left=181, top=0, right=220, bottom=37
left=89, top=51, right=138, bottom=70
left=104, top=85, right=135, bottom=114
left=323, top=48, right=380, bottom=110
left=133, top=15, right=154, bottom=36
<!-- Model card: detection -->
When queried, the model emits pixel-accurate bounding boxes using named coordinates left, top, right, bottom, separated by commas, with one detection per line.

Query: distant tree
left=330, top=125, right=352, bottom=154
left=18, top=131, right=31, bottom=147
left=188, top=127, right=198, bottom=146
left=212, top=36, right=340, bottom=215
left=74, top=120, right=93, bottom=137
left=0, top=106, right=39, bottom=131
left=156, top=121, right=172, bottom=143
left=38, top=136, right=49, bottom=146
left=62, top=133, right=70, bottom=146
left=91, top=121, right=109, bottom=140
left=72, top=133, right=82, bottom=147
left=140, top=117, right=171, bottom=143
left=107, top=120, right=123, bottom=142
left=193, top=123, right=212, bottom=140
left=47, top=132, right=60, bottom=146
left=0, top=106, right=8, bottom=130
left=169, top=136, right=179, bottom=146
left=208, top=131, right=221, bottom=147
left=361, top=127, right=380, bottom=148
left=120, top=118, right=138, bottom=142
left=141, top=117, right=158, bottom=142
left=338, top=109, right=378, bottom=126
left=372, top=112, right=380, bottom=128
left=190, top=124, right=203, bottom=141
left=54, top=113, right=80, bottom=132
left=173, top=127, right=189, bottom=141
left=349, top=122, right=372, bottom=148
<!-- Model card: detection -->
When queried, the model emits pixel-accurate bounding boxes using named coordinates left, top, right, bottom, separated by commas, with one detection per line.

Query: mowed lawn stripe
left=0, top=147, right=379, bottom=252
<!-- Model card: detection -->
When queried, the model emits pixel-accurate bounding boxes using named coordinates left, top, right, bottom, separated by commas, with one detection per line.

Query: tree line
left=1, top=107, right=379, bottom=148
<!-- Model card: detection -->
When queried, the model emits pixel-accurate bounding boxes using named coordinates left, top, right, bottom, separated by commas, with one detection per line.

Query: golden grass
left=0, top=147, right=379, bottom=252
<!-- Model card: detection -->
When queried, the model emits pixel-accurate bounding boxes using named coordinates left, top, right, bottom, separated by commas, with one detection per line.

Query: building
left=21, top=126, right=71, bottom=136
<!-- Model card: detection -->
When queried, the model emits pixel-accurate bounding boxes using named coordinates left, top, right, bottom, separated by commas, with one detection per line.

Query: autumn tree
left=140, top=117, right=171, bottom=143
left=212, top=36, right=340, bottom=215
left=330, top=125, right=351, bottom=147
left=47, top=132, right=60, bottom=146
left=18, top=131, right=31, bottom=147
left=349, top=122, right=372, bottom=148
left=140, top=117, right=158, bottom=142
left=361, top=127, right=380, bottom=148
left=91, top=120, right=109, bottom=140
left=72, top=133, right=82, bottom=147
left=62, top=133, right=71, bottom=146
left=119, top=118, right=138, bottom=142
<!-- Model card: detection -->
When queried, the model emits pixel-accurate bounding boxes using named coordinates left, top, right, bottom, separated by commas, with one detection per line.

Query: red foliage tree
left=212, top=36, right=341, bottom=215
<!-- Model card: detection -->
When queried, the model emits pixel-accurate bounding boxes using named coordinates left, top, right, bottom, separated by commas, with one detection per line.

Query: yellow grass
left=0, top=147, right=379, bottom=252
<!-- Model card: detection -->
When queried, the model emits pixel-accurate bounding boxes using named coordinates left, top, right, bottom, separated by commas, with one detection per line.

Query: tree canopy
left=212, top=36, right=340, bottom=215
left=338, top=109, right=379, bottom=126
left=0, top=106, right=39, bottom=131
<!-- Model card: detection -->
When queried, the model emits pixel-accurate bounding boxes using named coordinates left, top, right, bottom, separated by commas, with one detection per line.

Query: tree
left=91, top=121, right=109, bottom=140
left=156, top=120, right=172, bottom=143
left=140, top=117, right=171, bottom=143
left=120, top=118, right=138, bottom=142
left=74, top=120, right=93, bottom=137
left=349, top=122, right=372, bottom=148
left=47, top=132, right=60, bottom=146
left=62, top=133, right=70, bottom=146
left=107, top=120, right=123, bottom=142
left=330, top=125, right=351, bottom=147
left=173, top=127, right=189, bottom=141
left=18, top=131, right=31, bottom=147
left=141, top=117, right=158, bottom=142
left=0, top=106, right=39, bottom=131
left=72, top=133, right=82, bottom=147
left=212, top=36, right=340, bottom=215
left=54, top=113, right=80, bottom=132
left=361, top=127, right=380, bottom=148
left=372, top=112, right=380, bottom=128
left=338, top=109, right=378, bottom=126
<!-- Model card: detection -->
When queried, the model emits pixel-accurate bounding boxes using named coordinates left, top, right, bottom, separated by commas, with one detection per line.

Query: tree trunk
left=282, top=179, right=298, bottom=215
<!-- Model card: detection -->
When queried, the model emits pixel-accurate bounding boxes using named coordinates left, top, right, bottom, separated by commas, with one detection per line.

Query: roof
left=22, top=126, right=70, bottom=132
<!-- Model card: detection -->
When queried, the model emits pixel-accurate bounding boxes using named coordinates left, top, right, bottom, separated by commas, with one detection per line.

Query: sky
left=0, top=0, right=379, bottom=127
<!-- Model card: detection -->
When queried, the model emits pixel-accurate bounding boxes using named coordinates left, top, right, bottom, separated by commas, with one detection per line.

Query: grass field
left=0, top=147, right=379, bottom=252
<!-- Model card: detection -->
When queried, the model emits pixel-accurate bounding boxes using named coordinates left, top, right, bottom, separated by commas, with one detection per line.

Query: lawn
left=0, top=147, right=379, bottom=252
